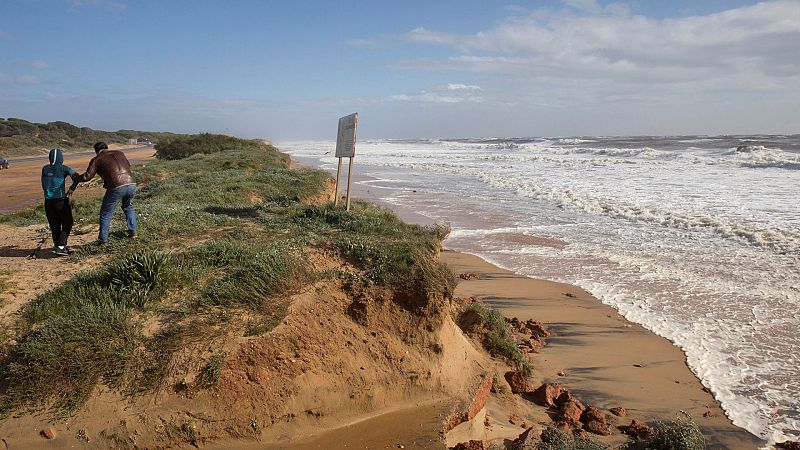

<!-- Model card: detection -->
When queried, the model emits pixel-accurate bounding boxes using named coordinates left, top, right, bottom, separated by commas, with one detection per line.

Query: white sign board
left=335, top=113, right=358, bottom=158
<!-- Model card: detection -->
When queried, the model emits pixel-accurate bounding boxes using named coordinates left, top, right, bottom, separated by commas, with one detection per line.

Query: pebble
left=40, top=427, right=56, bottom=439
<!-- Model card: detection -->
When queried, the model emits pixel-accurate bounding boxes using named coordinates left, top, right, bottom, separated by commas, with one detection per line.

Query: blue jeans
left=99, top=184, right=138, bottom=243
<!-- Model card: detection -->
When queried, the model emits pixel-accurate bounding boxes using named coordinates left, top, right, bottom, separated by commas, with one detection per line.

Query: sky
left=1, top=0, right=799, bottom=140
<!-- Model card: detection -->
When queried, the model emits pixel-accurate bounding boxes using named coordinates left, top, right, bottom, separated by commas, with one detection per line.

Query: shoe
left=96, top=241, right=107, bottom=246
left=128, top=231, right=139, bottom=239
left=53, top=246, right=70, bottom=256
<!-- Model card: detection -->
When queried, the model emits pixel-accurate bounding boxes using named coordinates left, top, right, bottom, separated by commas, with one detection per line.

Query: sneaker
left=53, top=246, right=70, bottom=256
left=96, top=241, right=107, bottom=246
left=128, top=231, right=139, bottom=239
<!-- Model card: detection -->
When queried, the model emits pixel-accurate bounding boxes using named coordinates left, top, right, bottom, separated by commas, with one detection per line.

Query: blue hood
left=48, top=148, right=64, bottom=165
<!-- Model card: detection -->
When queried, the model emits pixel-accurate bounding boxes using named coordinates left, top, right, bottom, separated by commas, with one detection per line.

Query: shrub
left=154, top=133, right=273, bottom=160
left=462, top=303, right=527, bottom=371
left=626, top=412, right=706, bottom=450
left=106, top=251, right=171, bottom=308
left=533, top=427, right=610, bottom=450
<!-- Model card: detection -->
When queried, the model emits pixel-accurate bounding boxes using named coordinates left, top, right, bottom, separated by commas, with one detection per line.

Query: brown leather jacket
left=76, top=149, right=136, bottom=189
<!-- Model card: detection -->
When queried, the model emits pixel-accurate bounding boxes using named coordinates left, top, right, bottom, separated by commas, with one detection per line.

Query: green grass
left=462, top=303, right=530, bottom=374
left=0, top=136, right=456, bottom=418
left=1, top=300, right=138, bottom=415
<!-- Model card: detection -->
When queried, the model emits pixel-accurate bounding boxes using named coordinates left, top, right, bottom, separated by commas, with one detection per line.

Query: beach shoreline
left=290, top=153, right=767, bottom=448
left=0, top=147, right=770, bottom=448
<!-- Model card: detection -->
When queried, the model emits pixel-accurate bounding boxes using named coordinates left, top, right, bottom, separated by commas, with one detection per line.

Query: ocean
left=278, top=135, right=800, bottom=444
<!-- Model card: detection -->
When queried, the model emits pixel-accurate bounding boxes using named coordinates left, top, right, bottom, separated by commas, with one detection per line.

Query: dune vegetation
left=0, top=118, right=179, bottom=157
left=0, top=134, right=456, bottom=418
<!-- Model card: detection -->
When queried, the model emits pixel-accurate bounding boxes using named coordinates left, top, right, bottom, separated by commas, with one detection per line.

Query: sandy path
left=441, top=250, right=765, bottom=449
left=0, top=146, right=156, bottom=214
left=0, top=224, right=106, bottom=340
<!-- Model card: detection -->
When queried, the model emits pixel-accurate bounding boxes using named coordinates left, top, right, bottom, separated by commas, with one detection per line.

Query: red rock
left=776, top=441, right=800, bottom=450
left=609, top=407, right=626, bottom=417
left=40, top=427, right=56, bottom=439
left=526, top=319, right=551, bottom=338
left=467, top=373, right=494, bottom=419
left=584, top=420, right=614, bottom=436
left=619, top=419, right=653, bottom=439
left=512, top=427, right=538, bottom=449
left=581, top=406, right=608, bottom=424
left=702, top=410, right=716, bottom=418
left=505, top=370, right=534, bottom=394
left=561, top=398, right=586, bottom=425
left=451, top=440, right=485, bottom=450
left=554, top=421, right=572, bottom=433
left=555, top=391, right=577, bottom=408
left=442, top=411, right=468, bottom=434
left=532, top=383, right=563, bottom=407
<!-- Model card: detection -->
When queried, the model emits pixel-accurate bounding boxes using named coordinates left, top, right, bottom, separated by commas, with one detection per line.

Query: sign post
left=334, top=112, right=358, bottom=211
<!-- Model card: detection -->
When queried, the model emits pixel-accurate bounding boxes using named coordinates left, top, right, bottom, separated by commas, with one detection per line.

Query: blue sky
left=1, top=0, right=798, bottom=139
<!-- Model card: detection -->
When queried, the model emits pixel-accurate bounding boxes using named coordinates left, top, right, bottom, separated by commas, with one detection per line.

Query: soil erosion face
left=0, top=146, right=155, bottom=214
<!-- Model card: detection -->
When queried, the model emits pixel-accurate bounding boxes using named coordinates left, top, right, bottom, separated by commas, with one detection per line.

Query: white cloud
left=407, top=27, right=460, bottom=47
left=345, top=38, right=381, bottom=48
left=447, top=83, right=482, bottom=91
left=30, top=60, right=51, bottom=70
left=401, top=0, right=800, bottom=95
left=387, top=84, right=484, bottom=104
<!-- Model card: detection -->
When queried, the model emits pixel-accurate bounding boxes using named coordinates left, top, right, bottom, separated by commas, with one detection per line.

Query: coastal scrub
left=0, top=135, right=456, bottom=417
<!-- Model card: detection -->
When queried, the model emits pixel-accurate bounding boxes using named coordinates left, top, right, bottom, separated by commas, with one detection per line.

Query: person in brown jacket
left=74, top=142, right=139, bottom=244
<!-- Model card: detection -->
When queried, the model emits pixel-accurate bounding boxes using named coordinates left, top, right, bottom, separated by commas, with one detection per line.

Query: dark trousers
left=44, top=198, right=73, bottom=247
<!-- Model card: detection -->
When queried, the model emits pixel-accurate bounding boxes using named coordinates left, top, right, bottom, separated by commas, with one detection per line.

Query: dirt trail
left=0, top=224, right=106, bottom=335
left=0, top=146, right=155, bottom=214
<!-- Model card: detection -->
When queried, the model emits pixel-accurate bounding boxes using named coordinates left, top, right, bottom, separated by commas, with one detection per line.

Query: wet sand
left=442, top=251, right=765, bottom=449
left=0, top=146, right=156, bottom=214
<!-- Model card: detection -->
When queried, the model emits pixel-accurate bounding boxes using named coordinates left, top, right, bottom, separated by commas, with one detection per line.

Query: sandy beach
left=442, top=251, right=765, bottom=449
left=288, top=153, right=769, bottom=448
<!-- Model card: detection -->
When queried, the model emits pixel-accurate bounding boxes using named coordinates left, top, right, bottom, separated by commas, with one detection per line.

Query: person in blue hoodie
left=41, top=148, right=79, bottom=256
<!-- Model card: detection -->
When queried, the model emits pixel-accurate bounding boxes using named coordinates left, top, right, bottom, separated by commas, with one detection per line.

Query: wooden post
left=334, top=157, right=342, bottom=206
left=345, top=156, right=354, bottom=211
